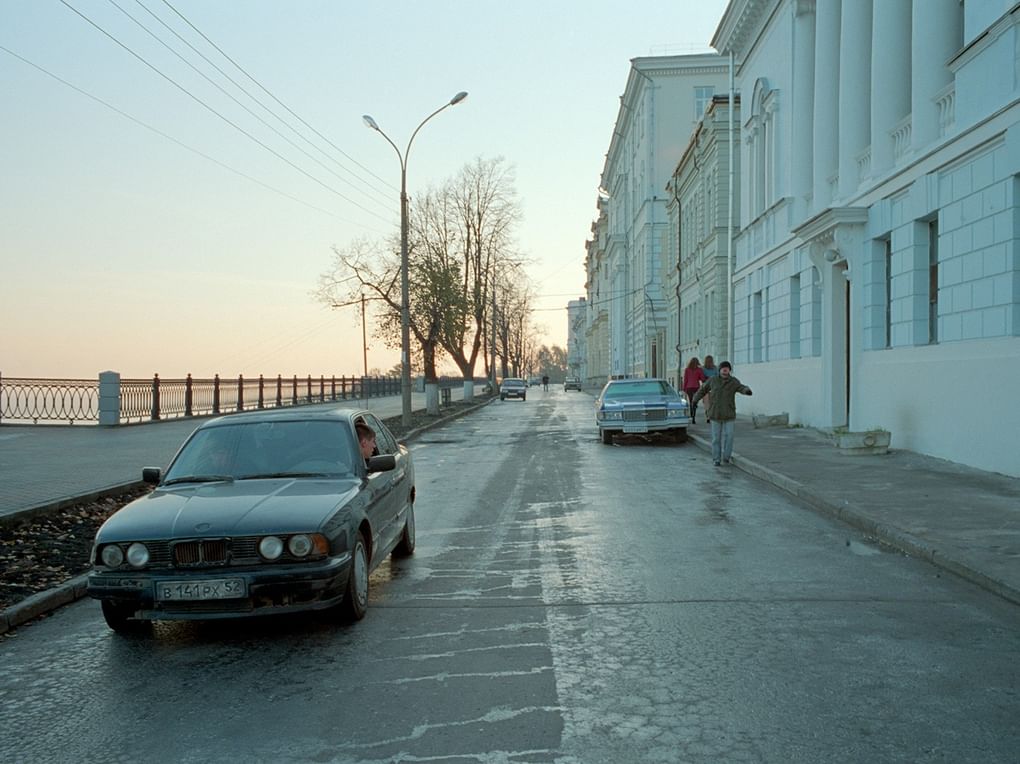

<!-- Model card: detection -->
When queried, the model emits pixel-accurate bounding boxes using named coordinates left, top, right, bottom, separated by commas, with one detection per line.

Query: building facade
left=566, top=297, right=587, bottom=380
left=591, top=55, right=731, bottom=381
left=666, top=95, right=741, bottom=390
left=710, top=0, right=1020, bottom=477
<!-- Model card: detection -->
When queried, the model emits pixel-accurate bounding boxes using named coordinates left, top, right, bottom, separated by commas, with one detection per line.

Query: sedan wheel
left=600, top=429, right=613, bottom=445
left=392, top=502, right=416, bottom=557
left=340, top=531, right=369, bottom=621
left=101, top=600, right=148, bottom=634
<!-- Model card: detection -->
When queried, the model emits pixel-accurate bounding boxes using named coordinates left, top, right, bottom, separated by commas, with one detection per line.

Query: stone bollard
left=752, top=412, right=789, bottom=428
left=98, top=371, right=121, bottom=426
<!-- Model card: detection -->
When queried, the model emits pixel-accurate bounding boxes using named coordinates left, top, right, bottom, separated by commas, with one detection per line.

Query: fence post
left=319, top=375, right=325, bottom=403
left=258, top=374, right=265, bottom=409
left=237, top=375, right=244, bottom=412
left=306, top=374, right=312, bottom=403
left=151, top=374, right=161, bottom=421
left=292, top=375, right=298, bottom=405
left=331, top=375, right=336, bottom=401
left=185, top=374, right=193, bottom=417
left=276, top=375, right=282, bottom=407
left=98, top=371, right=121, bottom=426
left=213, top=374, right=221, bottom=414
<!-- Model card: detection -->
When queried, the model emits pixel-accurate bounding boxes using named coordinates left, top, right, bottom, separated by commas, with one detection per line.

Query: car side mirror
left=142, top=467, right=162, bottom=485
left=366, top=454, right=396, bottom=473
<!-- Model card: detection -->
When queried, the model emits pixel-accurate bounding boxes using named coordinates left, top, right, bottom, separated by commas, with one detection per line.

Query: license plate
left=156, top=578, right=246, bottom=601
left=623, top=425, right=649, bottom=433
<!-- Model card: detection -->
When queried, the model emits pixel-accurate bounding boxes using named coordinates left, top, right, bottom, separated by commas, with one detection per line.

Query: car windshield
left=163, top=420, right=356, bottom=483
left=604, top=380, right=675, bottom=399
left=504, top=379, right=525, bottom=386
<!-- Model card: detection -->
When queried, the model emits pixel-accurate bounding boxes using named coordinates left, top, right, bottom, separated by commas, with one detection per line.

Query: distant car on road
left=500, top=378, right=527, bottom=401
left=563, top=377, right=582, bottom=391
left=595, top=378, right=690, bottom=445
left=527, top=376, right=542, bottom=387
left=87, top=407, right=415, bottom=632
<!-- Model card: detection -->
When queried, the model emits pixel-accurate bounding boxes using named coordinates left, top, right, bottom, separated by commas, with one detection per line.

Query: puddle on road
left=846, top=539, right=881, bottom=556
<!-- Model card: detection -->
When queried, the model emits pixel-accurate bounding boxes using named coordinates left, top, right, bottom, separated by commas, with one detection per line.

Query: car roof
left=196, top=406, right=371, bottom=429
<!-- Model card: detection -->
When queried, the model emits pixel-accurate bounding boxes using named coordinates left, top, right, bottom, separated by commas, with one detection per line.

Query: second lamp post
left=363, top=91, right=468, bottom=427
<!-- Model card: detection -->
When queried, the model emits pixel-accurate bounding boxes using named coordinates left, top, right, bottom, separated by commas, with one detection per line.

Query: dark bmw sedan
left=87, top=407, right=415, bottom=632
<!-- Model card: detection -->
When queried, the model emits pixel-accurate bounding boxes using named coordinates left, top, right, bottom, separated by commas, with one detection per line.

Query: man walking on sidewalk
left=690, top=361, right=752, bottom=466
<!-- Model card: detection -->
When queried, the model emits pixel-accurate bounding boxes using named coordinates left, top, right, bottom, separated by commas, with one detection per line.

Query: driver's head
left=356, top=422, right=376, bottom=459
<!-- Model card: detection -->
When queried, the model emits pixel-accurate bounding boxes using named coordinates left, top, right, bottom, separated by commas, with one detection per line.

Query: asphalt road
left=2, top=389, right=1019, bottom=763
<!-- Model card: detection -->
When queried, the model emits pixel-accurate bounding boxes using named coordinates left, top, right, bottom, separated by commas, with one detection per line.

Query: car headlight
left=126, top=542, right=150, bottom=568
left=667, top=408, right=687, bottom=419
left=258, top=536, right=284, bottom=560
left=287, top=534, right=313, bottom=557
left=101, top=544, right=124, bottom=568
left=600, top=410, right=623, bottom=421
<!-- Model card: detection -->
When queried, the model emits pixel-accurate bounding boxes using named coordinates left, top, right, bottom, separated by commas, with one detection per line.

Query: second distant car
left=563, top=377, right=582, bottom=391
left=500, top=378, right=527, bottom=401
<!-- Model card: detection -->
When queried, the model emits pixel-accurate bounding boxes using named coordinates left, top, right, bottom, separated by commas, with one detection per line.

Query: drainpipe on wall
left=727, top=50, right=736, bottom=362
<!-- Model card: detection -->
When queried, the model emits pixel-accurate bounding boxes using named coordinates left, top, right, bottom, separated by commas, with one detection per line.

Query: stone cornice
left=712, top=0, right=782, bottom=57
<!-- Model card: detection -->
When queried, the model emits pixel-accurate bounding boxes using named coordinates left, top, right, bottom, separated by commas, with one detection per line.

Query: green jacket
left=690, top=374, right=752, bottom=421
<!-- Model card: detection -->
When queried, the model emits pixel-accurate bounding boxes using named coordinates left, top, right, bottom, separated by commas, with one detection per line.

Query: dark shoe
left=713, top=460, right=721, bottom=467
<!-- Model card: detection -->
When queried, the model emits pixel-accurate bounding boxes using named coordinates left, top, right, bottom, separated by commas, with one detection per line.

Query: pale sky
left=1, top=0, right=729, bottom=380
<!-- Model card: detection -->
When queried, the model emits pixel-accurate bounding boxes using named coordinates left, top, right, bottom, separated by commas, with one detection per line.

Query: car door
left=360, top=413, right=404, bottom=557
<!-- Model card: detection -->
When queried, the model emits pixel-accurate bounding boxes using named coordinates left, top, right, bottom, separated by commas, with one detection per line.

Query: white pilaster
left=871, top=0, right=912, bottom=174
left=837, top=0, right=872, bottom=199
left=792, top=1, right=816, bottom=220
left=812, top=0, right=841, bottom=211
left=911, top=0, right=962, bottom=150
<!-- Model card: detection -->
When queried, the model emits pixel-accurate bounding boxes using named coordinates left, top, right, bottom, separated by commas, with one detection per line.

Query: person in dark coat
left=690, top=361, right=752, bottom=466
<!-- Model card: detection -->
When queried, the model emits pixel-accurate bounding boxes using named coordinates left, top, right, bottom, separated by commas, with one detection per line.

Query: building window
left=928, top=219, right=939, bottom=344
left=790, top=275, right=801, bottom=358
left=884, top=238, right=893, bottom=348
left=695, top=86, right=714, bottom=119
left=752, top=291, right=763, bottom=363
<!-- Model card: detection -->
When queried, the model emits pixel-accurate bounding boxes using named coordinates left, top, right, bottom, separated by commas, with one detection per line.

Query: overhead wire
left=127, top=0, right=396, bottom=208
left=57, top=0, right=395, bottom=225
left=0, top=44, right=388, bottom=235
left=159, top=0, right=398, bottom=195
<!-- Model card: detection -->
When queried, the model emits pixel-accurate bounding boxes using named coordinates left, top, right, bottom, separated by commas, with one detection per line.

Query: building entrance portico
left=796, top=207, right=868, bottom=429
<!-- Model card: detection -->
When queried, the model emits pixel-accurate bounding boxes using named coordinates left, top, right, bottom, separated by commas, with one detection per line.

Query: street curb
left=688, top=432, right=1020, bottom=607
left=0, top=398, right=496, bottom=635
left=0, top=481, right=146, bottom=530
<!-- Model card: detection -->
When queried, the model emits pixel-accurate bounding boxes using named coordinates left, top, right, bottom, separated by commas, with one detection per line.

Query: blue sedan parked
left=595, top=378, right=690, bottom=445
left=87, top=407, right=415, bottom=632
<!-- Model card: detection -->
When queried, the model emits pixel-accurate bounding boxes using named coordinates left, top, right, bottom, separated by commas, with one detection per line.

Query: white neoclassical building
left=710, top=0, right=1020, bottom=477
left=590, top=55, right=731, bottom=382
left=566, top=297, right=587, bottom=380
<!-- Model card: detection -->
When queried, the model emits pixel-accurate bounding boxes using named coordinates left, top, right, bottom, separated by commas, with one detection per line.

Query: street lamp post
left=363, top=91, right=468, bottom=427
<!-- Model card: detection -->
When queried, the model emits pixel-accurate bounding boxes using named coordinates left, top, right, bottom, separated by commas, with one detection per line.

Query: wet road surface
left=2, top=389, right=1019, bottom=762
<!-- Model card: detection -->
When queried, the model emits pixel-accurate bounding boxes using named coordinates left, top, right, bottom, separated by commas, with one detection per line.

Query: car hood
left=96, top=478, right=361, bottom=541
left=600, top=396, right=679, bottom=408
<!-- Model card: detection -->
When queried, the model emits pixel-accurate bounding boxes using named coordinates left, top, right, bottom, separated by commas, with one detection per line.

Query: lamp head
left=362, top=114, right=380, bottom=130
left=450, top=91, right=468, bottom=105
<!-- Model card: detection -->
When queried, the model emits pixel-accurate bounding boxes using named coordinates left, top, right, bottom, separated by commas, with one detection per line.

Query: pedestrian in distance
left=690, top=361, right=752, bottom=467
left=542, top=375, right=549, bottom=392
left=702, top=355, right=718, bottom=378
left=681, top=357, right=708, bottom=424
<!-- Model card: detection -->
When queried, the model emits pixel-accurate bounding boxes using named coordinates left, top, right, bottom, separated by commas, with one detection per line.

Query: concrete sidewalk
left=687, top=417, right=1020, bottom=606
left=0, top=389, right=477, bottom=526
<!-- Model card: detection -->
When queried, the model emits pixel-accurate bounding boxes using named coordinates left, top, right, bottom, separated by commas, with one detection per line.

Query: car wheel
left=522, top=395, right=526, bottom=401
left=101, top=600, right=148, bottom=634
left=340, top=531, right=369, bottom=621
left=500, top=394, right=506, bottom=401
left=392, top=501, right=416, bottom=557
left=600, top=429, right=613, bottom=445
left=673, top=428, right=688, bottom=443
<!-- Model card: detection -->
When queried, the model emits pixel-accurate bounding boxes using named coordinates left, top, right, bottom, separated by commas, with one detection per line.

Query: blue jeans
left=710, top=419, right=735, bottom=462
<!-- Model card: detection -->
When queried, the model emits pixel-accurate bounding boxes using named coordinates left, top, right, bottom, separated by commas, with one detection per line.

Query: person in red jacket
left=681, top=357, right=708, bottom=423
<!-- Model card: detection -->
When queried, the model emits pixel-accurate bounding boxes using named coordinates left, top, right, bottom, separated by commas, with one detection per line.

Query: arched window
left=746, top=78, right=779, bottom=217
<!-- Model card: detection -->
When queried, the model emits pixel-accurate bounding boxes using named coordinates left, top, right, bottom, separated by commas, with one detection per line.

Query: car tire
left=500, top=394, right=506, bottom=401
left=340, top=531, right=369, bottom=621
left=600, top=429, right=613, bottom=445
left=392, top=501, right=416, bottom=557
left=522, top=395, right=526, bottom=401
left=101, top=600, right=148, bottom=634
left=673, top=428, right=688, bottom=443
